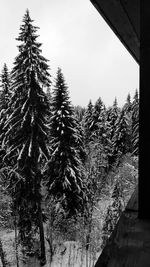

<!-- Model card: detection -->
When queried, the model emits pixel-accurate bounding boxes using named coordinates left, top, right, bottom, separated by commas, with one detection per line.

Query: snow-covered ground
left=0, top=230, right=101, bottom=267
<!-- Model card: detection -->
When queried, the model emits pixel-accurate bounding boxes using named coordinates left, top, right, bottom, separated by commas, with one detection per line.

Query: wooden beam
left=94, top=187, right=150, bottom=267
left=90, top=0, right=139, bottom=63
left=139, top=0, right=150, bottom=219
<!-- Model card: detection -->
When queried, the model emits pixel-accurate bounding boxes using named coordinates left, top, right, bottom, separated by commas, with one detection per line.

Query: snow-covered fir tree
left=90, top=97, right=104, bottom=134
left=85, top=98, right=108, bottom=171
left=0, top=64, right=11, bottom=132
left=106, top=97, right=120, bottom=141
left=132, top=89, right=139, bottom=155
left=74, top=115, right=87, bottom=164
left=106, top=98, right=120, bottom=166
left=11, top=9, right=51, bottom=91
left=0, top=64, right=11, bottom=112
left=123, top=93, right=133, bottom=152
left=0, top=64, right=11, bottom=168
left=83, top=100, right=94, bottom=144
left=91, top=104, right=112, bottom=173
left=123, top=93, right=132, bottom=114
left=3, top=10, right=51, bottom=264
left=44, top=68, right=87, bottom=216
left=94, top=103, right=107, bottom=142
left=112, top=108, right=131, bottom=165
left=74, top=105, right=86, bottom=123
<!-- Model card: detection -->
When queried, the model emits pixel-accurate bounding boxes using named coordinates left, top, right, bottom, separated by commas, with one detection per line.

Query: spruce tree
left=0, top=64, right=11, bottom=134
left=74, top=105, right=86, bottom=123
left=112, top=108, right=131, bottom=165
left=107, top=97, right=120, bottom=141
left=11, top=9, right=50, bottom=91
left=123, top=93, right=133, bottom=152
left=90, top=97, right=104, bottom=134
left=92, top=104, right=112, bottom=173
left=123, top=93, right=132, bottom=113
left=3, top=10, right=51, bottom=265
left=0, top=64, right=11, bottom=112
left=44, top=68, right=86, bottom=216
left=0, top=64, right=11, bottom=168
left=74, top=117, right=87, bottom=164
left=83, top=100, right=94, bottom=144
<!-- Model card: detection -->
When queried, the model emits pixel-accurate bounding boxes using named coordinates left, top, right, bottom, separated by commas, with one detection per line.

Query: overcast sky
left=0, top=0, right=139, bottom=107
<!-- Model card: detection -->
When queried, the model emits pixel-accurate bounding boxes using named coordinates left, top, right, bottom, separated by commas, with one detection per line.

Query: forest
left=0, top=10, right=139, bottom=267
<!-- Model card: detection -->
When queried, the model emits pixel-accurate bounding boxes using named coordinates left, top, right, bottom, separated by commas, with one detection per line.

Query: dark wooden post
left=139, top=1, right=150, bottom=219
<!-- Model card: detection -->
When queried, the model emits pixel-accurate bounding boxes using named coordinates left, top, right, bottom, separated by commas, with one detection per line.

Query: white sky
left=0, top=0, right=139, bottom=107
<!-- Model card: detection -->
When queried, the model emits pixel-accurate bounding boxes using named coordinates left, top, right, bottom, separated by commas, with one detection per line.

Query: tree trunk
left=14, top=214, right=19, bottom=267
left=38, top=203, right=46, bottom=266
left=46, top=216, right=54, bottom=265
left=46, top=236, right=54, bottom=266
left=0, top=238, right=8, bottom=267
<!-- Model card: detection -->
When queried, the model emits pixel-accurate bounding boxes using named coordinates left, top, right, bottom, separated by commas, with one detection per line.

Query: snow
left=57, top=110, right=61, bottom=115
left=31, top=112, right=34, bottom=124
left=28, top=137, right=32, bottom=157
left=37, top=92, right=45, bottom=99
left=0, top=231, right=100, bottom=267
left=38, top=123, right=47, bottom=137
left=21, top=99, right=28, bottom=113
left=21, top=108, right=29, bottom=128
left=17, top=143, right=26, bottom=160
left=64, top=176, right=71, bottom=187
left=52, top=147, right=59, bottom=155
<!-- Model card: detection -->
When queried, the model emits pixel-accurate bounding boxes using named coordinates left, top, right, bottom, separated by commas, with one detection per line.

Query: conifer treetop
left=11, top=9, right=51, bottom=90
left=133, top=89, right=139, bottom=103
left=113, top=97, right=118, bottom=107
left=0, top=63, right=10, bottom=92
left=0, top=63, right=11, bottom=111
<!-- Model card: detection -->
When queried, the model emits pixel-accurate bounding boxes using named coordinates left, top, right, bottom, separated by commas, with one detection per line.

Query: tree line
left=0, top=10, right=139, bottom=266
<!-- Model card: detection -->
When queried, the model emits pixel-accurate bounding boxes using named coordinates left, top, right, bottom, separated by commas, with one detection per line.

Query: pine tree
left=44, top=68, right=86, bottom=216
left=132, top=89, right=139, bottom=156
left=3, top=10, right=51, bottom=265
